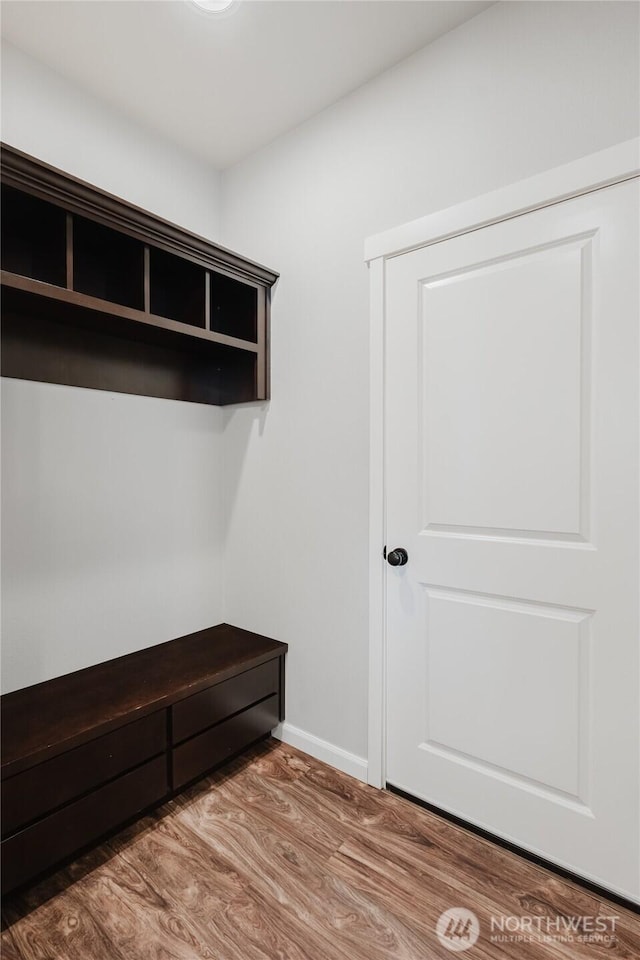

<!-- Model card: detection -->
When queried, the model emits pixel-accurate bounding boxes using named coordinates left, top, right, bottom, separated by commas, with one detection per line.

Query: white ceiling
left=1, top=1, right=492, bottom=169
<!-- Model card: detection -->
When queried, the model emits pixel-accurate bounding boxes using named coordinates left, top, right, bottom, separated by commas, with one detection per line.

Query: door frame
left=365, top=138, right=640, bottom=790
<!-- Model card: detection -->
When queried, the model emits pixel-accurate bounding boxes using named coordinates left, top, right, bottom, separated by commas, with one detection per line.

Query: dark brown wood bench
left=1, top=623, right=287, bottom=894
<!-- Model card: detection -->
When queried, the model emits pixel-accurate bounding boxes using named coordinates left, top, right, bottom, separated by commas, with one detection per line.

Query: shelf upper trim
left=1, top=143, right=279, bottom=288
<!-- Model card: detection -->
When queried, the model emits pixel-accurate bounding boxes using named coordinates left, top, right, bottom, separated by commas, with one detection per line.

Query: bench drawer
left=172, top=659, right=279, bottom=744
left=2, top=711, right=166, bottom=837
left=1, top=755, right=167, bottom=894
left=172, top=695, right=279, bottom=789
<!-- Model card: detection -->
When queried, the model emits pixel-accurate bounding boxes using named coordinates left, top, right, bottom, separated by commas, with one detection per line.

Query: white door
left=385, top=178, right=640, bottom=902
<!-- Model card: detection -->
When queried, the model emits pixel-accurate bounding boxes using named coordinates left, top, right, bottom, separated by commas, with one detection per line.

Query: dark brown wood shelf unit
left=0, top=144, right=278, bottom=405
left=1, top=623, right=287, bottom=894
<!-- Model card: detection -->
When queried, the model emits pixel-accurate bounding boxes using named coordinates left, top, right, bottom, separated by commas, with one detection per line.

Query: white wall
left=1, top=43, right=225, bottom=693
left=2, top=382, right=225, bottom=693
left=220, top=1, right=640, bottom=763
left=1, top=42, right=220, bottom=240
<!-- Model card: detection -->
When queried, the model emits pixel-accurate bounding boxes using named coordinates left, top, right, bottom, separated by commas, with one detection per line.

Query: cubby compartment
left=218, top=346, right=260, bottom=404
left=210, top=272, right=258, bottom=343
left=1, top=185, right=66, bottom=287
left=150, top=248, right=206, bottom=328
left=73, top=216, right=144, bottom=310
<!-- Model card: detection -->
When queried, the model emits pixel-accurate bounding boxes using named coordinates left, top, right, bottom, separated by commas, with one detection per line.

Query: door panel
left=385, top=179, right=639, bottom=901
left=420, top=238, right=586, bottom=537
left=424, top=587, right=587, bottom=798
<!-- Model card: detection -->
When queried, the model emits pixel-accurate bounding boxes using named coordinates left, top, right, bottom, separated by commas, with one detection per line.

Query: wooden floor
left=2, top=739, right=639, bottom=959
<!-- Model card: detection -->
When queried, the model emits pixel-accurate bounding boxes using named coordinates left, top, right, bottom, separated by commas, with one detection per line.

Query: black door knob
left=387, top=548, right=408, bottom=567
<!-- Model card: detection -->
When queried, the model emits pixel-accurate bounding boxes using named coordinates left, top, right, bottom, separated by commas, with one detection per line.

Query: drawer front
left=172, top=694, right=279, bottom=790
left=1, top=755, right=167, bottom=895
left=2, top=710, right=166, bottom=837
left=172, top=659, right=279, bottom=744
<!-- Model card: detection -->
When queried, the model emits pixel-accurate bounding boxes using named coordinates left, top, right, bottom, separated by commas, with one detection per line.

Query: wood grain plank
left=0, top=927, right=21, bottom=960
left=330, top=839, right=520, bottom=960
left=218, top=763, right=348, bottom=859
left=112, top=810, right=343, bottom=960
left=239, top=739, right=312, bottom=782
left=66, top=849, right=220, bottom=960
left=180, top=781, right=436, bottom=960
left=4, top=877, right=128, bottom=960
left=332, top=837, right=626, bottom=960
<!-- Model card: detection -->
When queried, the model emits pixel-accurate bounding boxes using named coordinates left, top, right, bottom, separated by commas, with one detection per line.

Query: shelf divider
left=205, top=271, right=211, bottom=331
left=144, top=246, right=151, bottom=313
left=66, top=215, right=73, bottom=291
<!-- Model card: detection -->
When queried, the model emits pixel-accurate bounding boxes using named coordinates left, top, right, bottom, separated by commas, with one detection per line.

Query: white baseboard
left=273, top=722, right=368, bottom=783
